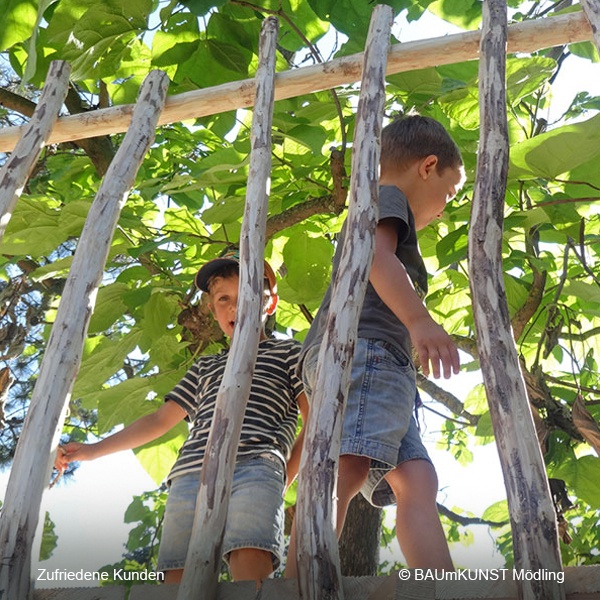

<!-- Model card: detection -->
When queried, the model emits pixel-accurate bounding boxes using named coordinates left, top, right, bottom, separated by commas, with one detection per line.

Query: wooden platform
left=33, top=566, right=600, bottom=599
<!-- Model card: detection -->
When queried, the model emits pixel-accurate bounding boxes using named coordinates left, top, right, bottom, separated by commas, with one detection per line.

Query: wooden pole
left=175, top=17, right=278, bottom=600
left=580, top=0, right=600, bottom=52
left=295, top=6, right=392, bottom=600
left=0, top=11, right=593, bottom=153
left=0, top=70, right=169, bottom=600
left=0, top=61, right=70, bottom=240
left=468, top=1, right=565, bottom=599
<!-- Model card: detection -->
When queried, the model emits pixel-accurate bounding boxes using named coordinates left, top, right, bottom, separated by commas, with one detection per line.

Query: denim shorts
left=302, top=338, right=431, bottom=508
left=156, top=454, right=285, bottom=573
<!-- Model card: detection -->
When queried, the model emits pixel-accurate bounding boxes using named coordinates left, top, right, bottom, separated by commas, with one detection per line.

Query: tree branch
left=437, top=503, right=508, bottom=528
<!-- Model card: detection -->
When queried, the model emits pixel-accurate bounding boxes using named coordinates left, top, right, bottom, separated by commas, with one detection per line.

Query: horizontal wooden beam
left=0, top=10, right=592, bottom=153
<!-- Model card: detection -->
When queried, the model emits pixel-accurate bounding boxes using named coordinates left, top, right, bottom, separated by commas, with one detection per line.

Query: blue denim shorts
left=156, top=454, right=285, bottom=573
left=303, top=338, right=431, bottom=508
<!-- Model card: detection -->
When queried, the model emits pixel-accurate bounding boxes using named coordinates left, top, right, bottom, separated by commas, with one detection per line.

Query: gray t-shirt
left=301, top=185, right=428, bottom=363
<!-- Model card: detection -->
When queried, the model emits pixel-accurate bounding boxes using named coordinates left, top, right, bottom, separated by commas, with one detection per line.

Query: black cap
left=194, top=249, right=277, bottom=295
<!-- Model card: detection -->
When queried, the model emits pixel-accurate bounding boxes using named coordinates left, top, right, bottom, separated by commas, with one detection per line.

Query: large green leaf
left=133, top=422, right=188, bottom=484
left=72, top=330, right=144, bottom=402
left=307, top=0, right=406, bottom=41
left=552, top=455, right=600, bottom=510
left=280, top=229, right=333, bottom=305
left=38, top=512, right=58, bottom=561
left=509, top=114, right=600, bottom=179
left=88, top=283, right=130, bottom=334
left=0, top=0, right=37, bottom=52
left=427, top=0, right=481, bottom=29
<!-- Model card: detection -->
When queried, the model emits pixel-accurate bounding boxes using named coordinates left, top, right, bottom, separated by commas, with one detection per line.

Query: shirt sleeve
left=165, top=362, right=200, bottom=420
left=378, top=185, right=410, bottom=244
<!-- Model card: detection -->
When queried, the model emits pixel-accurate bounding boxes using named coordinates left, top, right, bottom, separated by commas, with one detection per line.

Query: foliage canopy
left=1, top=0, right=599, bottom=573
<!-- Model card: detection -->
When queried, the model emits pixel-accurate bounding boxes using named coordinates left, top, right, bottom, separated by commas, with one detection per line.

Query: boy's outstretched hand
left=54, top=442, right=94, bottom=472
left=408, top=316, right=460, bottom=379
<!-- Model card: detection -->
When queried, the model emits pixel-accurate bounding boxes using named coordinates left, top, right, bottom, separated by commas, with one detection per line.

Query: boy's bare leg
left=285, top=454, right=370, bottom=578
left=385, top=459, right=453, bottom=570
left=229, top=548, right=273, bottom=583
left=164, top=569, right=183, bottom=584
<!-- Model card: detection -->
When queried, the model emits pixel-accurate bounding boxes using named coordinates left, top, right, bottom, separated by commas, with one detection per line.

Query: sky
left=3, top=4, right=600, bottom=590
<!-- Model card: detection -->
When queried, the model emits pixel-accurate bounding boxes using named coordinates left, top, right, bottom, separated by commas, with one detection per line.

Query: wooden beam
left=0, top=61, right=70, bottom=239
left=0, top=11, right=593, bottom=153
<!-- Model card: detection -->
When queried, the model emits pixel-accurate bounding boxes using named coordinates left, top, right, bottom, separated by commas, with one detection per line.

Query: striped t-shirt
left=166, top=337, right=303, bottom=481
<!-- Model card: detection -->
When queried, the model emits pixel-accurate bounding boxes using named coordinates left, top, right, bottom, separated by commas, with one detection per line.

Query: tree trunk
left=339, top=495, right=382, bottom=576
left=468, top=2, right=565, bottom=600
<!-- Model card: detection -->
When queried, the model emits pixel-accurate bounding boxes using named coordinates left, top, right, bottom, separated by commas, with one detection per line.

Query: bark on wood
left=0, top=70, right=169, bottom=600
left=467, top=2, right=565, bottom=600
left=175, top=17, right=278, bottom=600
left=339, top=495, right=382, bottom=576
left=0, top=11, right=593, bottom=152
left=580, top=0, right=600, bottom=52
left=0, top=60, right=70, bottom=241
left=294, top=7, right=392, bottom=600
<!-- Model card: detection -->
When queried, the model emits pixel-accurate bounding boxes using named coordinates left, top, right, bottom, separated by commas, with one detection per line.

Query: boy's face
left=207, top=272, right=278, bottom=339
left=208, top=274, right=239, bottom=338
left=415, top=160, right=465, bottom=230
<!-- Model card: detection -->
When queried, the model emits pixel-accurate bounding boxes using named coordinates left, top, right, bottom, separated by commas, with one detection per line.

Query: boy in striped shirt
left=56, top=252, right=308, bottom=584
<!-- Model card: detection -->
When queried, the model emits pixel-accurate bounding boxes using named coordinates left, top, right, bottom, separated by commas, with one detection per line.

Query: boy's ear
left=418, top=154, right=439, bottom=179
left=265, top=292, right=278, bottom=316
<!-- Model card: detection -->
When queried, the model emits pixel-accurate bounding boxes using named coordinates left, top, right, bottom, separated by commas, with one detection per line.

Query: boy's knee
left=386, top=459, right=439, bottom=504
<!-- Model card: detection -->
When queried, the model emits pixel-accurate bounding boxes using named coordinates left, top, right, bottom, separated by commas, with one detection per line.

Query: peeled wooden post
left=295, top=6, right=392, bottom=600
left=0, top=60, right=70, bottom=240
left=581, top=0, right=600, bottom=51
left=175, top=17, right=278, bottom=600
left=468, top=2, right=565, bottom=599
left=0, top=70, right=169, bottom=600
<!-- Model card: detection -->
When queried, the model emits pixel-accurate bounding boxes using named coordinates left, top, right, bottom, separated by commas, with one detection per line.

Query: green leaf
left=0, top=0, right=37, bottom=52
left=133, top=421, right=188, bottom=484
left=427, top=0, right=481, bottom=29
left=179, top=0, right=227, bottom=17
left=88, top=283, right=130, bottom=333
left=151, top=12, right=199, bottom=71
left=436, top=224, right=468, bottom=267
left=552, top=455, right=600, bottom=509
left=72, top=330, right=143, bottom=402
left=563, top=280, right=600, bottom=304
left=482, top=499, right=509, bottom=523
left=463, top=383, right=488, bottom=415
left=509, top=113, right=600, bottom=180
left=139, top=291, right=181, bottom=352
left=281, top=230, right=333, bottom=305
left=569, top=41, right=599, bottom=62
left=506, top=57, right=556, bottom=106
left=38, top=512, right=58, bottom=561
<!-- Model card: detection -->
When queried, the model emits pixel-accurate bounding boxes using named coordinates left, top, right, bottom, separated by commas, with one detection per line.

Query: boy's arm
left=369, top=218, right=460, bottom=379
left=55, top=400, right=187, bottom=471
left=285, top=391, right=309, bottom=490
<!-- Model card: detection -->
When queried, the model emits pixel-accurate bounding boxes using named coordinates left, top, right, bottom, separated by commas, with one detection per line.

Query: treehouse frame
left=1, top=4, right=600, bottom=600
